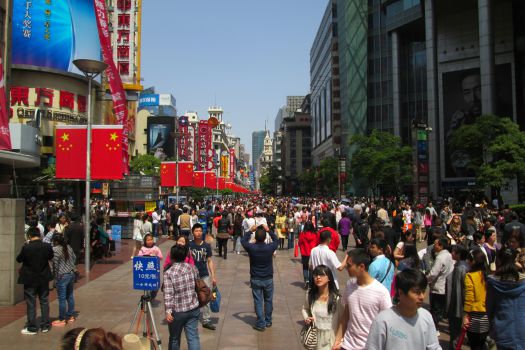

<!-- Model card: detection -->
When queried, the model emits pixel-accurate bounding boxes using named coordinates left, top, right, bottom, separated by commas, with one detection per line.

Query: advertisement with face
left=12, top=0, right=101, bottom=75
left=147, top=117, right=175, bottom=159
left=442, top=63, right=513, bottom=178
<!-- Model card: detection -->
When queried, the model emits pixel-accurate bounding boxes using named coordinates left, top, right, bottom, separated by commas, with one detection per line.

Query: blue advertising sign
left=12, top=0, right=101, bottom=75
left=139, top=94, right=160, bottom=107
left=133, top=257, right=161, bottom=291
left=111, top=225, right=122, bottom=241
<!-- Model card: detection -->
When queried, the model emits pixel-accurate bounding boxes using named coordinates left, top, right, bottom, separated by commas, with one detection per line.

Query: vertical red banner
left=93, top=0, right=129, bottom=175
left=229, top=148, right=235, bottom=182
left=0, top=56, right=11, bottom=150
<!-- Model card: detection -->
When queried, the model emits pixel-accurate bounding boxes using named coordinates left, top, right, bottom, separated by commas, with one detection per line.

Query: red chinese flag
left=205, top=172, right=217, bottom=189
left=55, top=126, right=87, bottom=179
left=160, top=162, right=176, bottom=187
left=193, top=171, right=204, bottom=188
left=91, top=126, right=124, bottom=180
left=177, top=162, right=194, bottom=187
left=218, top=177, right=226, bottom=190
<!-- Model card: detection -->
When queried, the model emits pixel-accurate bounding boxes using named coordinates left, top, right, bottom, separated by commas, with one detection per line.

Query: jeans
left=287, top=232, right=295, bottom=249
left=250, top=278, right=274, bottom=328
left=56, top=272, right=75, bottom=320
left=24, top=283, right=50, bottom=331
left=180, top=229, right=190, bottom=238
left=217, top=238, right=228, bottom=259
left=430, top=293, right=446, bottom=328
left=234, top=236, right=242, bottom=253
left=152, top=223, right=159, bottom=238
left=199, top=276, right=212, bottom=325
left=301, top=255, right=311, bottom=283
left=168, top=307, right=201, bottom=350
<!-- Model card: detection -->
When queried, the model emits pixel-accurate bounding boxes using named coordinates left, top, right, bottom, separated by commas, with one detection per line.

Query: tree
left=129, top=154, right=161, bottom=176
left=317, top=157, right=339, bottom=196
left=349, top=130, right=412, bottom=196
left=298, top=168, right=316, bottom=195
left=259, top=165, right=280, bottom=195
left=449, top=115, right=525, bottom=194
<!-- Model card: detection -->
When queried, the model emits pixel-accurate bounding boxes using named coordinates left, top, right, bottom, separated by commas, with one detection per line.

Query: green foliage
left=349, top=130, right=412, bottom=196
left=317, top=157, right=339, bottom=195
left=298, top=169, right=316, bottom=195
left=219, top=189, right=234, bottom=196
left=41, top=164, right=55, bottom=177
left=186, top=187, right=210, bottom=202
left=449, top=115, right=525, bottom=191
left=259, top=165, right=281, bottom=195
left=129, top=154, right=161, bottom=176
left=511, top=204, right=525, bottom=217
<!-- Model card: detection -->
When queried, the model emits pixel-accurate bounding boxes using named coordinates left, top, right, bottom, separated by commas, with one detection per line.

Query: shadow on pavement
left=232, top=312, right=257, bottom=327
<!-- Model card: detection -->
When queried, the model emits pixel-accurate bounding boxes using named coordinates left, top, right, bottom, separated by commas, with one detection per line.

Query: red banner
left=94, top=0, right=129, bottom=175
left=91, top=126, right=124, bottom=180
left=160, top=162, right=176, bottom=187
left=197, top=120, right=213, bottom=171
left=229, top=148, right=235, bottom=182
left=0, top=56, right=11, bottom=150
left=55, top=126, right=87, bottom=179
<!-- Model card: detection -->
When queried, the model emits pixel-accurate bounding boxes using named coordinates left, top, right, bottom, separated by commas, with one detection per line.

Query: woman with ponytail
left=52, top=234, right=77, bottom=326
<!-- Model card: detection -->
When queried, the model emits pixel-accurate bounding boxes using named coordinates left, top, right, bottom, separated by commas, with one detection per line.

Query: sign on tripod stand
left=132, top=256, right=160, bottom=291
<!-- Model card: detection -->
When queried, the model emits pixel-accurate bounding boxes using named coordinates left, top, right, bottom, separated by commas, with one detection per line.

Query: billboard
left=442, top=63, right=513, bottom=178
left=138, top=94, right=176, bottom=108
left=12, top=0, right=101, bottom=75
left=147, top=117, right=175, bottom=158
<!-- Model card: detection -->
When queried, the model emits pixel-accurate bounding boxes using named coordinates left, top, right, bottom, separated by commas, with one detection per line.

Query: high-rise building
left=251, top=130, right=266, bottom=166
left=310, top=0, right=340, bottom=166
left=334, top=0, right=525, bottom=201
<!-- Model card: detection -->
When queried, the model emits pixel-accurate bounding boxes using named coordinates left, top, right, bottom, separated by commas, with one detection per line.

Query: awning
left=0, top=150, right=40, bottom=169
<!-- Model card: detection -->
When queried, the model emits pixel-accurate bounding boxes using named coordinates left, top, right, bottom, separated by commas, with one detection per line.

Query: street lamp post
left=73, top=59, right=108, bottom=278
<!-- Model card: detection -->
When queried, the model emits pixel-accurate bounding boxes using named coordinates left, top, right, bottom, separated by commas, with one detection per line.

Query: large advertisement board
left=147, top=117, right=175, bottom=159
left=442, top=63, right=513, bottom=178
left=12, top=0, right=101, bottom=75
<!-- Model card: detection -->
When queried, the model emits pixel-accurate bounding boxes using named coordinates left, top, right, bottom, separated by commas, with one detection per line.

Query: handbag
left=210, top=286, right=221, bottom=313
left=300, top=303, right=318, bottom=349
left=294, top=243, right=299, bottom=257
left=300, top=322, right=318, bottom=349
left=109, top=240, right=116, bottom=252
left=195, top=278, right=212, bottom=307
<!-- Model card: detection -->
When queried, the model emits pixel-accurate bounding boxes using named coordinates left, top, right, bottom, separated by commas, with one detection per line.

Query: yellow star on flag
left=109, top=132, right=118, bottom=141
left=61, top=133, right=69, bottom=142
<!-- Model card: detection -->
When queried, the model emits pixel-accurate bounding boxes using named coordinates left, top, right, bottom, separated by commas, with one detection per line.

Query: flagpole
left=73, top=59, right=107, bottom=279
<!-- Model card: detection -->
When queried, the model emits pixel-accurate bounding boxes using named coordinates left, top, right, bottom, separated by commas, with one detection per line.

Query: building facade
left=251, top=130, right=265, bottom=166
left=310, top=0, right=341, bottom=166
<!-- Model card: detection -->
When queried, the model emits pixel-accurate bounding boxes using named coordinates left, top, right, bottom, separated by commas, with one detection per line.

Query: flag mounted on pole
left=205, top=172, right=217, bottom=189
left=55, top=126, right=87, bottom=179
left=91, top=126, right=124, bottom=180
left=193, top=171, right=204, bottom=188
left=160, top=161, right=194, bottom=187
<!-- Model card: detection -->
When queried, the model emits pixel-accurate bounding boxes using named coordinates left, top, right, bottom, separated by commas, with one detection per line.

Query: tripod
left=129, top=291, right=162, bottom=350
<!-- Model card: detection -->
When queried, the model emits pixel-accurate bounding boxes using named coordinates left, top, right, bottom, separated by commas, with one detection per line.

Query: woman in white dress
left=301, top=265, right=342, bottom=350
left=131, top=212, right=143, bottom=259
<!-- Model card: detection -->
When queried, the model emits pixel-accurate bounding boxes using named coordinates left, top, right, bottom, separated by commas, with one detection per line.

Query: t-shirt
left=341, top=278, right=392, bottom=350
left=189, top=241, right=212, bottom=278
left=402, top=209, right=412, bottom=224
left=309, top=244, right=342, bottom=289
left=369, top=255, right=395, bottom=293
left=365, top=307, right=441, bottom=350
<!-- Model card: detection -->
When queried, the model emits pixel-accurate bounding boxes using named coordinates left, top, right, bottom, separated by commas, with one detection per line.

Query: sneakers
left=41, top=326, right=50, bottom=333
left=52, top=319, right=67, bottom=327
left=252, top=325, right=265, bottom=332
left=21, top=328, right=37, bottom=335
left=202, top=323, right=216, bottom=330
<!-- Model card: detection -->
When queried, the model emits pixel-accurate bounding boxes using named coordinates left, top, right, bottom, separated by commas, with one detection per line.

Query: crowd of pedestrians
left=17, top=194, right=525, bottom=350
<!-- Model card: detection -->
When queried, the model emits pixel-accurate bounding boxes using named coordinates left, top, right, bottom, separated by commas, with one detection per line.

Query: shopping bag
left=210, top=286, right=221, bottom=313
left=455, top=327, right=467, bottom=350
left=294, top=243, right=299, bottom=257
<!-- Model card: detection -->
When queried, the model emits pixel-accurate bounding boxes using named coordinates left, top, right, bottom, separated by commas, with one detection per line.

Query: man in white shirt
left=309, top=230, right=346, bottom=289
left=333, top=248, right=392, bottom=350
left=151, top=208, right=161, bottom=239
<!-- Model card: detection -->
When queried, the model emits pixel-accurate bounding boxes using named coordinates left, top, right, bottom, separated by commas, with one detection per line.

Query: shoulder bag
left=195, top=278, right=212, bottom=307
left=300, top=303, right=318, bottom=350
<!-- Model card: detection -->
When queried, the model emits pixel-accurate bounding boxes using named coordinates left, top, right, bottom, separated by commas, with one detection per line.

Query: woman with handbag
left=301, top=265, right=341, bottom=350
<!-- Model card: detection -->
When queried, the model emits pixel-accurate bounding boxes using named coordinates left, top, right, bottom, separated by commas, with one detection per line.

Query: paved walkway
left=1, top=239, right=458, bottom=349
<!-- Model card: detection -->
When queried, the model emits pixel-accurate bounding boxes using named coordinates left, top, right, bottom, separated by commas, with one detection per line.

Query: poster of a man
left=147, top=117, right=175, bottom=158
left=442, top=64, right=513, bottom=178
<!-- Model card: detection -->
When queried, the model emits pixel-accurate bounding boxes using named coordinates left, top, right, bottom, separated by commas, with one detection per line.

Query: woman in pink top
left=163, top=235, right=194, bottom=270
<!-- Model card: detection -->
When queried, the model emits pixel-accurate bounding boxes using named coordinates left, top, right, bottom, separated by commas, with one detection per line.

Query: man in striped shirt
left=333, top=248, right=392, bottom=350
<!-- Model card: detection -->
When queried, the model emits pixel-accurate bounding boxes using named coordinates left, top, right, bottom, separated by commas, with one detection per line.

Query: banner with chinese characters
left=229, top=148, right=235, bottom=182
left=10, top=86, right=87, bottom=125
left=0, top=56, right=11, bottom=150
left=196, top=120, right=213, bottom=171
left=94, top=0, right=129, bottom=174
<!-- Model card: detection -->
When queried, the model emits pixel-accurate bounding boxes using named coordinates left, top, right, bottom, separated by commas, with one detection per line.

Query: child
left=365, top=269, right=441, bottom=350
left=138, top=234, right=163, bottom=298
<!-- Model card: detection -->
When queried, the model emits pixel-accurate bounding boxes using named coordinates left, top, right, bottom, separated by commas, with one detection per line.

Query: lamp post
left=73, top=59, right=108, bottom=278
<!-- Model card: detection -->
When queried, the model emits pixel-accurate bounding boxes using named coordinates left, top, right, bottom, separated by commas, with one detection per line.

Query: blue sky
left=141, top=0, right=329, bottom=158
